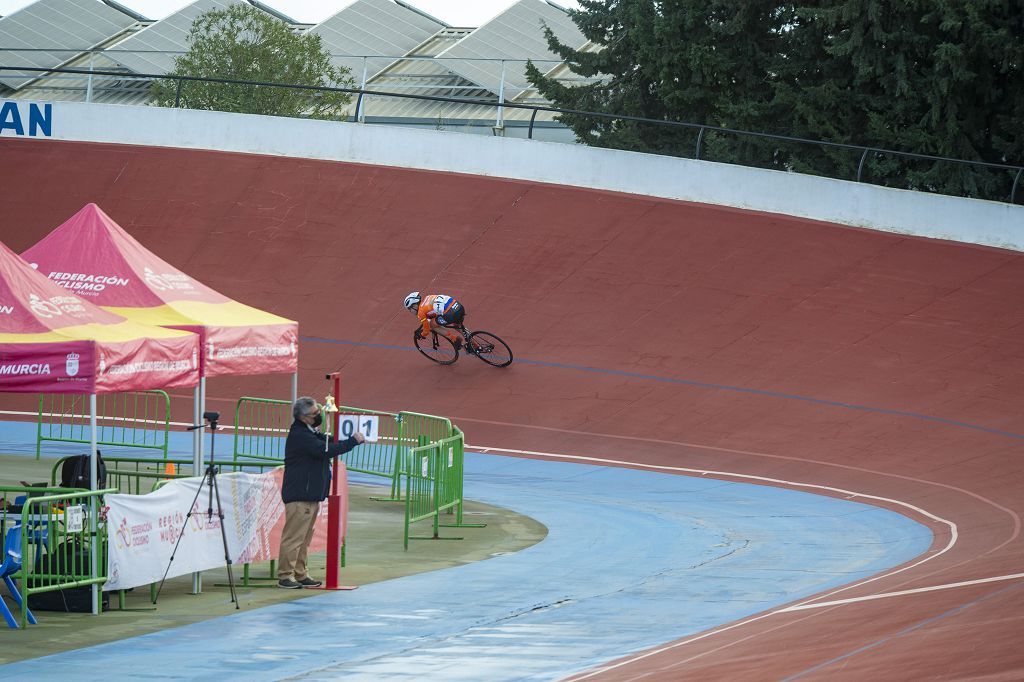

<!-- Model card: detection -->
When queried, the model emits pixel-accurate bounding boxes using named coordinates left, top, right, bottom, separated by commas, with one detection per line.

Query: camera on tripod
left=187, top=411, right=221, bottom=431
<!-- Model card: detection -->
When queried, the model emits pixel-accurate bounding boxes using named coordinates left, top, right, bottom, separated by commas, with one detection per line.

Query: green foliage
left=151, top=4, right=353, bottom=120
left=528, top=0, right=1023, bottom=200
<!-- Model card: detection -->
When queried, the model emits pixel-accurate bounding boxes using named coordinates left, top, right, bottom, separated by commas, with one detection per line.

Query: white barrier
left=3, top=99, right=1022, bottom=251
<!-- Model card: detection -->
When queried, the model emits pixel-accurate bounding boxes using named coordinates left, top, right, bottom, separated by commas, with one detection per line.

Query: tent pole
left=291, top=371, right=298, bottom=403
left=191, top=376, right=206, bottom=594
left=89, top=393, right=99, bottom=615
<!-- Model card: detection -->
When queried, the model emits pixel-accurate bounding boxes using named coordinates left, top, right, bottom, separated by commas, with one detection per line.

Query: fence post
left=85, top=51, right=95, bottom=103
left=857, top=148, right=871, bottom=182
left=528, top=108, right=538, bottom=140
left=356, top=57, right=368, bottom=123
left=494, top=60, right=506, bottom=134
left=695, top=126, right=706, bottom=160
left=174, top=78, right=183, bottom=107
left=1011, top=167, right=1023, bottom=204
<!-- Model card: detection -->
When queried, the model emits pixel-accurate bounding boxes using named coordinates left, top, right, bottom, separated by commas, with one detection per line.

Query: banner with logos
left=104, top=466, right=347, bottom=591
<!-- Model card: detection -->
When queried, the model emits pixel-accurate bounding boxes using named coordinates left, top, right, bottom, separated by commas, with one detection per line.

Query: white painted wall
left=4, top=99, right=1022, bottom=250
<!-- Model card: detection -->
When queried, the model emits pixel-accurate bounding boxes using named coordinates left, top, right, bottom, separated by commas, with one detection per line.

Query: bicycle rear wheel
left=415, top=332, right=459, bottom=365
left=468, top=331, right=513, bottom=367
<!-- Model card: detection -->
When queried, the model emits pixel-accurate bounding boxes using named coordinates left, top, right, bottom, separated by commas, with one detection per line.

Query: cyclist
left=404, top=291, right=466, bottom=350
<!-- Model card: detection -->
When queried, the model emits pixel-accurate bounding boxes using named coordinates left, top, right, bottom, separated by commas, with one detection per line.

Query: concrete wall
left=4, top=98, right=1021, bottom=251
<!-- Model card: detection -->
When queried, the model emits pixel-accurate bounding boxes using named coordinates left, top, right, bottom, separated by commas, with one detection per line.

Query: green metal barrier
left=51, top=455, right=283, bottom=495
left=231, top=397, right=455, bottom=501
left=36, top=391, right=171, bottom=460
left=403, top=429, right=483, bottom=549
left=1, top=486, right=116, bottom=628
left=232, top=396, right=292, bottom=463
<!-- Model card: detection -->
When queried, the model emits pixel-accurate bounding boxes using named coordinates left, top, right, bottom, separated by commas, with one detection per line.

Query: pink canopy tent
left=22, top=203, right=298, bottom=595
left=22, top=203, right=299, bottom=450
left=0, top=239, right=200, bottom=613
left=22, top=203, right=297, bottom=378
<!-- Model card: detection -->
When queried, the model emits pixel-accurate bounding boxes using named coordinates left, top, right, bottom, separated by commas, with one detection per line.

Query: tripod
left=154, top=411, right=239, bottom=609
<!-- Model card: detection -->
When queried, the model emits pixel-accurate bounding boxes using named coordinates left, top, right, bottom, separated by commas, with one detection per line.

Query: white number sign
left=337, top=414, right=379, bottom=442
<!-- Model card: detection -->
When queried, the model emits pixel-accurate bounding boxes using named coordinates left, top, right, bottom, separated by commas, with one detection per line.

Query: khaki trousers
left=277, top=500, right=320, bottom=580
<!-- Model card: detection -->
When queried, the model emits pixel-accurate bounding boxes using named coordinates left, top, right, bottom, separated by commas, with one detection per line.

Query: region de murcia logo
left=65, top=352, right=80, bottom=377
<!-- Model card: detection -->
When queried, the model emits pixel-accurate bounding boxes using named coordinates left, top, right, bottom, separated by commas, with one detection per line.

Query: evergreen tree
left=529, top=0, right=1024, bottom=201
left=525, top=0, right=795, bottom=165
left=151, top=4, right=353, bottom=120
left=786, top=0, right=1024, bottom=197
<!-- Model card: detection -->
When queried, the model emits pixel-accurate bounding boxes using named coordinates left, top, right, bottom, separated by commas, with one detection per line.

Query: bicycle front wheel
left=468, top=331, right=513, bottom=367
left=415, top=332, right=459, bottom=365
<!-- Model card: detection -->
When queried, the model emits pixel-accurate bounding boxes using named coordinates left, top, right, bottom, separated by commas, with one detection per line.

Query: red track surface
left=2, top=138, right=1023, bottom=679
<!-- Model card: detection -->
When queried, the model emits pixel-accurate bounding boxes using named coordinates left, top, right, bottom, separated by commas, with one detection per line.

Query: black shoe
left=297, top=577, right=322, bottom=587
left=277, top=578, right=302, bottom=589
left=453, top=338, right=463, bottom=351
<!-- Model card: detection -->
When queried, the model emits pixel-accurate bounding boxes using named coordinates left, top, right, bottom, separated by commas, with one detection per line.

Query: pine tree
left=529, top=0, right=1024, bottom=201
left=525, top=0, right=795, bottom=165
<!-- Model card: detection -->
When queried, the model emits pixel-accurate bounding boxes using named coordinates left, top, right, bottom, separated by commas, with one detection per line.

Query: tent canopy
left=0, top=240, right=199, bottom=393
left=22, top=204, right=298, bottom=377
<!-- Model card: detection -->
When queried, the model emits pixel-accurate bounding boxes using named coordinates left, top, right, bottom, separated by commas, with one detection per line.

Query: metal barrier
left=0, top=486, right=116, bottom=628
left=231, top=397, right=455, bottom=501
left=403, top=429, right=484, bottom=550
left=232, top=396, right=292, bottom=463
left=36, top=391, right=171, bottom=460
left=50, top=455, right=282, bottom=494
left=50, top=455, right=195, bottom=495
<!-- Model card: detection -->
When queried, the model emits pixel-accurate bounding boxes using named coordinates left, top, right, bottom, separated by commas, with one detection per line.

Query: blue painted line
left=0, top=452, right=932, bottom=680
left=782, top=581, right=1024, bottom=680
left=302, top=335, right=1024, bottom=441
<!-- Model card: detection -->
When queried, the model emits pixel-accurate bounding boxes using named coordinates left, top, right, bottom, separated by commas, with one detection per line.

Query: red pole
left=325, top=372, right=344, bottom=590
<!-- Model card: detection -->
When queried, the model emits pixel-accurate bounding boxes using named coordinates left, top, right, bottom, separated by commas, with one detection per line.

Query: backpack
left=60, top=451, right=107, bottom=489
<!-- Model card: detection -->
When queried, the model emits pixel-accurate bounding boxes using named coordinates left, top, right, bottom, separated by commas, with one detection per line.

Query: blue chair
left=1, top=524, right=38, bottom=628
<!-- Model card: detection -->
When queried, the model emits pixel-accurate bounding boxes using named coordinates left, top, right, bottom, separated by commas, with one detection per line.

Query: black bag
left=29, top=541, right=109, bottom=613
left=60, top=451, right=107, bottom=489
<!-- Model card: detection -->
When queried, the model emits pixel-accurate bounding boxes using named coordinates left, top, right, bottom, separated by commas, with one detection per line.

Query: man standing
left=278, top=396, right=364, bottom=589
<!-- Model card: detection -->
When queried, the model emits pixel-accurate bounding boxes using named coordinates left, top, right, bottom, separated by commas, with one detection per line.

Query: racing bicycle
left=414, top=324, right=513, bottom=367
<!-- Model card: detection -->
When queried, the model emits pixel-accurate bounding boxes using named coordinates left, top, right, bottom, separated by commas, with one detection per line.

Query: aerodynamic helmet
left=403, top=291, right=421, bottom=311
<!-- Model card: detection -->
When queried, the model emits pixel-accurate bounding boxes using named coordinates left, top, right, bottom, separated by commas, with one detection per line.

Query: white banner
left=104, top=467, right=346, bottom=591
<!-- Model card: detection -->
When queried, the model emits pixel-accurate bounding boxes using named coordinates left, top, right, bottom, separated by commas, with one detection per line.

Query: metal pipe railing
left=1, top=64, right=1021, bottom=204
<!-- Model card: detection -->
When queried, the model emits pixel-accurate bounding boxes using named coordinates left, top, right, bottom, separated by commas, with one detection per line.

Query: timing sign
left=337, top=414, right=379, bottom=442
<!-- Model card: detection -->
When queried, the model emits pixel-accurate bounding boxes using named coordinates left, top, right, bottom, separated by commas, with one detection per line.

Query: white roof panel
left=437, top=0, right=587, bottom=99
left=0, top=0, right=137, bottom=89
left=107, top=0, right=238, bottom=75
left=310, top=0, right=445, bottom=83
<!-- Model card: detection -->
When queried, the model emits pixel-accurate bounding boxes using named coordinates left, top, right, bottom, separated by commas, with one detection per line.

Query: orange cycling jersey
left=416, top=294, right=461, bottom=338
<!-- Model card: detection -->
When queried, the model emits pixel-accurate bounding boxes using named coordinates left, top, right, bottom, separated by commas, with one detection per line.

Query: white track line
left=468, top=443, right=966, bottom=680
left=780, top=572, right=1024, bottom=612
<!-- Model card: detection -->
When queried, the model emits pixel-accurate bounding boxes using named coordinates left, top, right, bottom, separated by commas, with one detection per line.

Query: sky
left=0, top=0, right=581, bottom=26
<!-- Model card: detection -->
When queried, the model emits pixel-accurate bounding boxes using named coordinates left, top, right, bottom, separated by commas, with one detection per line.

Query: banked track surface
left=1, top=137, right=1023, bottom=679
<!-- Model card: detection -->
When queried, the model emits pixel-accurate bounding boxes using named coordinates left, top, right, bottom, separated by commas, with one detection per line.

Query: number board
left=337, top=414, right=379, bottom=442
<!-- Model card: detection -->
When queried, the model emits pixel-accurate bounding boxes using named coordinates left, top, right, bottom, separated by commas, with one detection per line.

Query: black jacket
left=281, top=420, right=360, bottom=503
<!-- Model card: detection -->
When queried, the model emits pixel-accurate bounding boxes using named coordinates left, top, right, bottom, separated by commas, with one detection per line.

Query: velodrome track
left=2, top=137, right=1023, bottom=679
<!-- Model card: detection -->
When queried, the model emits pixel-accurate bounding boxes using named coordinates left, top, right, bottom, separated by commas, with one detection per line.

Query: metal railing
left=0, top=486, right=116, bottom=628
left=402, top=429, right=483, bottom=550
left=231, top=397, right=455, bottom=502
left=1, top=64, right=1020, bottom=205
left=36, top=391, right=172, bottom=460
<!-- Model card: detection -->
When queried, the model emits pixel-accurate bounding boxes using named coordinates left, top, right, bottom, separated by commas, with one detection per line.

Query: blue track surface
left=1, top=443, right=931, bottom=680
